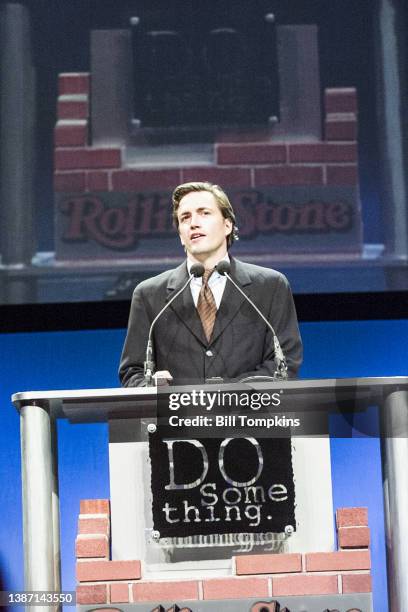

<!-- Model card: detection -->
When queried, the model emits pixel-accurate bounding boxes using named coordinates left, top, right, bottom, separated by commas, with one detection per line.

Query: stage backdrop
left=1, top=319, right=407, bottom=610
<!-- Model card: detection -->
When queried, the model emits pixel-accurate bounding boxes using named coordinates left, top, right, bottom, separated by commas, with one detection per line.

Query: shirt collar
left=187, top=253, right=230, bottom=279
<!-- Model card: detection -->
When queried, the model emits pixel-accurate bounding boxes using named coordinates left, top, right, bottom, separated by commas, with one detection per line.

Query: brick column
left=76, top=501, right=371, bottom=606
left=54, top=73, right=122, bottom=194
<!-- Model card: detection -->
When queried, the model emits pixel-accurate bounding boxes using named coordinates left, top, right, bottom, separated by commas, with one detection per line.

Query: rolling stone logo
left=149, top=606, right=362, bottom=612
left=106, top=603, right=363, bottom=612
left=58, top=189, right=354, bottom=251
left=152, top=601, right=290, bottom=612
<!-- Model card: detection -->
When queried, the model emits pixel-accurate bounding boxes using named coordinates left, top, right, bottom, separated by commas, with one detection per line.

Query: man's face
left=177, top=190, right=232, bottom=264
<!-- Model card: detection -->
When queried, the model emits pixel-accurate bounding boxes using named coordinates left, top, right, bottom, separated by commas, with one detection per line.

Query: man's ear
left=224, top=218, right=233, bottom=237
left=179, top=233, right=187, bottom=252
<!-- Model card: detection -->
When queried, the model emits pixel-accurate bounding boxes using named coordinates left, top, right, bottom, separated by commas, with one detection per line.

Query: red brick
left=87, top=171, right=110, bottom=191
left=77, top=560, right=141, bottom=582
left=55, top=122, right=88, bottom=147
left=325, top=88, right=357, bottom=114
left=58, top=98, right=89, bottom=120
left=59, top=73, right=90, bottom=95
left=80, top=499, right=110, bottom=515
left=289, top=143, right=357, bottom=163
left=325, top=116, right=357, bottom=141
left=254, top=165, right=323, bottom=187
left=75, top=535, right=109, bottom=559
left=342, top=573, right=372, bottom=593
left=112, top=169, right=181, bottom=191
left=182, top=167, right=251, bottom=187
left=272, top=574, right=338, bottom=597
left=78, top=517, right=110, bottom=536
left=76, top=584, right=107, bottom=605
left=326, top=164, right=358, bottom=185
left=306, top=550, right=371, bottom=572
left=338, top=526, right=370, bottom=549
left=132, top=581, right=198, bottom=602
left=216, top=143, right=287, bottom=165
left=203, top=577, right=269, bottom=600
left=235, top=553, right=302, bottom=575
left=54, top=171, right=86, bottom=192
left=55, top=148, right=121, bottom=171
left=110, top=583, right=129, bottom=603
left=336, top=507, right=368, bottom=528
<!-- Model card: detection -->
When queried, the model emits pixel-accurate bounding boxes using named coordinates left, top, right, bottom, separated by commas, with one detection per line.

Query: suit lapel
left=210, top=258, right=252, bottom=346
left=166, top=258, right=252, bottom=347
left=166, top=262, right=207, bottom=346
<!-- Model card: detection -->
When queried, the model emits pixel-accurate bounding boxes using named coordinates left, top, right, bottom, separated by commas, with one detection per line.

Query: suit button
left=206, top=350, right=213, bottom=357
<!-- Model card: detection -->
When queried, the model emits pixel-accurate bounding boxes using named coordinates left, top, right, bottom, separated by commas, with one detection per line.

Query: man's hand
left=153, top=370, right=173, bottom=386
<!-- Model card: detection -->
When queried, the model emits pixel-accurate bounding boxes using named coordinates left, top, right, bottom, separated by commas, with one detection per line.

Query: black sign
left=149, top=434, right=295, bottom=539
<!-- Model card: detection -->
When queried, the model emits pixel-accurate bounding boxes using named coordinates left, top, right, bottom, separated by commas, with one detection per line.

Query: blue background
left=1, top=319, right=407, bottom=609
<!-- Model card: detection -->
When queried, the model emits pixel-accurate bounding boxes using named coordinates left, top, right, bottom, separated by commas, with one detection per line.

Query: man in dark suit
left=119, top=182, right=302, bottom=386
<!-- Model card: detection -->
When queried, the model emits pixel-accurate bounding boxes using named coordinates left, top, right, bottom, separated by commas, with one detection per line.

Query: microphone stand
left=217, top=262, right=288, bottom=380
left=144, top=264, right=204, bottom=386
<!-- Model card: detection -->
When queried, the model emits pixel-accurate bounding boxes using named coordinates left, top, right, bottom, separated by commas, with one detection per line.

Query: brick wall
left=54, top=74, right=358, bottom=196
left=54, top=73, right=122, bottom=193
left=76, top=500, right=371, bottom=606
left=53, top=73, right=362, bottom=260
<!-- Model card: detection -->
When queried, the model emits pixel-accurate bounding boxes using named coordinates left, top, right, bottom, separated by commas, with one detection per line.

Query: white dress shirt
left=187, top=254, right=230, bottom=309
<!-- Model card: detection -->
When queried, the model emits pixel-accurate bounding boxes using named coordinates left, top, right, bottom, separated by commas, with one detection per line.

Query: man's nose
left=190, top=213, right=201, bottom=227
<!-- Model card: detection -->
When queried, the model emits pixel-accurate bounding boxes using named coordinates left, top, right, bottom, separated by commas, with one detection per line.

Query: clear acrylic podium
left=12, top=377, right=408, bottom=611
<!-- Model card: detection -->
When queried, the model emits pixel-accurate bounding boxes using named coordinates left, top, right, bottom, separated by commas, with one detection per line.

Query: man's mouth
left=191, top=233, right=205, bottom=242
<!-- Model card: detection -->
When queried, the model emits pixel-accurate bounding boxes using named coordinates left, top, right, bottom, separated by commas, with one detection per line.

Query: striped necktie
left=197, top=269, right=217, bottom=342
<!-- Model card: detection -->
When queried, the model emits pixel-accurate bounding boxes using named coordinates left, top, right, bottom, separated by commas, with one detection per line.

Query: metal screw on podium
left=130, top=16, right=140, bottom=26
left=264, top=13, right=275, bottom=23
left=147, top=423, right=157, bottom=434
left=152, top=530, right=160, bottom=541
left=284, top=525, right=294, bottom=536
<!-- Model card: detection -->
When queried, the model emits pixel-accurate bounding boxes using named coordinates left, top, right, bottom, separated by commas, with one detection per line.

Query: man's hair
left=172, top=181, right=238, bottom=249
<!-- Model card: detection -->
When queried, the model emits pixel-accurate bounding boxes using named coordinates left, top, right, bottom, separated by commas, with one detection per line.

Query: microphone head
left=216, top=260, right=231, bottom=276
left=190, top=263, right=205, bottom=278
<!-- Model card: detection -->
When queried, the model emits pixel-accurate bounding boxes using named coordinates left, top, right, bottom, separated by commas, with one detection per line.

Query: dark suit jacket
left=119, top=258, right=302, bottom=386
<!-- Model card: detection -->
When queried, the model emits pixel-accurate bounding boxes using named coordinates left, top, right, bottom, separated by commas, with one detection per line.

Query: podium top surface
left=11, top=377, right=408, bottom=423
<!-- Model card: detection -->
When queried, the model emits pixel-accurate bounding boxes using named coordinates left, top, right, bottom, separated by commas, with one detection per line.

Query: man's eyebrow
left=179, top=206, right=211, bottom=217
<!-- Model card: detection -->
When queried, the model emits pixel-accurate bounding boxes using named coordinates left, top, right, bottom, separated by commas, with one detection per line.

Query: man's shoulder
left=132, top=263, right=185, bottom=296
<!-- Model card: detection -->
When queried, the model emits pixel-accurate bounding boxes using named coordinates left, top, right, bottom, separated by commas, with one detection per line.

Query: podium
left=12, top=377, right=408, bottom=611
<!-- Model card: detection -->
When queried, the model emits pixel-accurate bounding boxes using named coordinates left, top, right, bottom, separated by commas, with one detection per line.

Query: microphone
left=144, top=263, right=204, bottom=386
left=216, top=261, right=288, bottom=380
